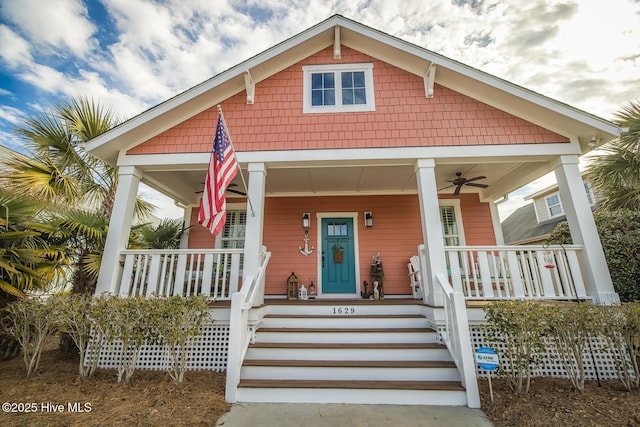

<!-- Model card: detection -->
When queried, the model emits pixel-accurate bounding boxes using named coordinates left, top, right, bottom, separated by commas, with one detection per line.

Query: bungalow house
left=502, top=173, right=597, bottom=245
left=86, top=15, right=621, bottom=408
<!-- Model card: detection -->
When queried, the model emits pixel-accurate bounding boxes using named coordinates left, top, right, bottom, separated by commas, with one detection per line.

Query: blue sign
left=475, top=347, right=499, bottom=371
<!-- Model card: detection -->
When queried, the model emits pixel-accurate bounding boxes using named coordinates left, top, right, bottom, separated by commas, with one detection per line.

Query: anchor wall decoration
left=299, top=230, right=315, bottom=256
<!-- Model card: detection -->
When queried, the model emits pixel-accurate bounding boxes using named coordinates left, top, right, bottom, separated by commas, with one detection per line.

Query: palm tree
left=4, top=96, right=155, bottom=295
left=0, top=188, right=66, bottom=302
left=129, top=218, right=186, bottom=250
left=586, top=100, right=640, bottom=211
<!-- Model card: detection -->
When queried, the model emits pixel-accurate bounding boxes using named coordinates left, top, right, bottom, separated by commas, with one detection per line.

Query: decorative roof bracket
left=334, top=26, right=341, bottom=59
left=424, top=63, right=436, bottom=98
left=244, top=70, right=255, bottom=104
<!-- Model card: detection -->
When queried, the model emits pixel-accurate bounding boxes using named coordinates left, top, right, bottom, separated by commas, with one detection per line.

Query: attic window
left=302, top=63, right=375, bottom=113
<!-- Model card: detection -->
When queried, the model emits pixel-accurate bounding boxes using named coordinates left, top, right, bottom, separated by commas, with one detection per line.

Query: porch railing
left=435, top=271, right=480, bottom=408
left=225, top=246, right=271, bottom=403
left=445, top=245, right=588, bottom=300
left=117, top=249, right=243, bottom=300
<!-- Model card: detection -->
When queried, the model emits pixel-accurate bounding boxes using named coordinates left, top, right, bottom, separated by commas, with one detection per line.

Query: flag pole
left=217, top=105, right=255, bottom=217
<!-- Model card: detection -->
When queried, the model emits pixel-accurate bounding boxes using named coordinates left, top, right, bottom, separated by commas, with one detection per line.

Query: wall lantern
left=302, top=212, right=310, bottom=229
left=364, top=211, right=374, bottom=227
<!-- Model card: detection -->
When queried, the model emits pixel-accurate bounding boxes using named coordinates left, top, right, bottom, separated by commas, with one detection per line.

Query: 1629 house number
left=332, top=306, right=355, bottom=315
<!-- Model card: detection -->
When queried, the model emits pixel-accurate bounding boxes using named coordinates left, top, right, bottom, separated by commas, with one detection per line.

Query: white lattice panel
left=469, top=326, right=624, bottom=380
left=88, top=321, right=230, bottom=372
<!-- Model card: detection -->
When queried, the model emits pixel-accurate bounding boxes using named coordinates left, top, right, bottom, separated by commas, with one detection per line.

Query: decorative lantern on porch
left=308, top=278, right=316, bottom=299
left=298, top=284, right=308, bottom=300
left=287, top=272, right=299, bottom=300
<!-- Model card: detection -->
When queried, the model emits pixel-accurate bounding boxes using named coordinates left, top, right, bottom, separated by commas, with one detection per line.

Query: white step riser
left=245, top=347, right=451, bottom=361
left=266, top=304, right=423, bottom=316
left=241, top=366, right=460, bottom=382
left=255, top=331, right=437, bottom=344
left=236, top=387, right=467, bottom=406
left=261, top=317, right=429, bottom=329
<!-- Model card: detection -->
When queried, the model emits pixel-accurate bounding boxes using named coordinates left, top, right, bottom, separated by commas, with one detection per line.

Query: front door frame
left=316, top=212, right=361, bottom=298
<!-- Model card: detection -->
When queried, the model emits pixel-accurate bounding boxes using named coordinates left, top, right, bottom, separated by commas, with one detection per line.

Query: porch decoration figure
left=287, top=272, right=299, bottom=300
left=361, top=281, right=373, bottom=299
left=370, top=252, right=384, bottom=300
left=299, top=230, right=315, bottom=256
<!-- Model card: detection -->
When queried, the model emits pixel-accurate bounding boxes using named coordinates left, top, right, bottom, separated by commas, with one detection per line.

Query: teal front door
left=321, top=218, right=356, bottom=294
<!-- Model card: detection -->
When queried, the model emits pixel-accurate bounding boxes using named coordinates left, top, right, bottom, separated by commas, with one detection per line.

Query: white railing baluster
left=443, top=245, right=587, bottom=301
left=118, top=249, right=244, bottom=300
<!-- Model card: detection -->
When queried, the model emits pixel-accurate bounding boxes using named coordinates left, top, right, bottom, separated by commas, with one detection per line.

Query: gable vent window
left=303, top=63, right=375, bottom=113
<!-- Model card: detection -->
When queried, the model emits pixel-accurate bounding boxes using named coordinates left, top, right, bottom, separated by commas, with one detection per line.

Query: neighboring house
left=86, top=15, right=621, bottom=407
left=502, top=174, right=597, bottom=245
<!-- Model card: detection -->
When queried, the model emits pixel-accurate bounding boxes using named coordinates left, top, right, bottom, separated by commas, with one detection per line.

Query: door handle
left=322, top=251, right=325, bottom=268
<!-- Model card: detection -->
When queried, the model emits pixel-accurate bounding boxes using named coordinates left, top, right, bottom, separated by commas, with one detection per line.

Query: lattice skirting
left=88, top=322, right=231, bottom=372
left=467, top=325, right=625, bottom=380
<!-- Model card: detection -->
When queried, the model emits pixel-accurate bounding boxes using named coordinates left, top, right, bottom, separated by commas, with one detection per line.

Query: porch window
left=546, top=194, right=563, bottom=217
left=440, top=205, right=461, bottom=246
left=222, top=210, right=246, bottom=250
left=303, top=63, right=375, bottom=113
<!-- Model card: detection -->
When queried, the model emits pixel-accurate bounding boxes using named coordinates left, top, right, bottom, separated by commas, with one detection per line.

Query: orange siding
left=128, top=46, right=568, bottom=156
left=188, top=194, right=496, bottom=296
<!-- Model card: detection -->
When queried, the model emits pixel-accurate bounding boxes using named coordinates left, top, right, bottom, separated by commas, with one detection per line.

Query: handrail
left=225, top=247, right=271, bottom=403
left=436, top=272, right=480, bottom=408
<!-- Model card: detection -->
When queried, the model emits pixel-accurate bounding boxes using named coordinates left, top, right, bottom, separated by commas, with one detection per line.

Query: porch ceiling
left=142, top=160, right=543, bottom=206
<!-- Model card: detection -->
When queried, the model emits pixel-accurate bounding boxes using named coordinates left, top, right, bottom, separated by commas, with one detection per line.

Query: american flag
left=198, top=112, right=239, bottom=235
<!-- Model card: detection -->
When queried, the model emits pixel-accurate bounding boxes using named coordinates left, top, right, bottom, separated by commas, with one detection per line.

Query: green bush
left=484, top=300, right=548, bottom=394
left=152, top=295, right=211, bottom=385
left=547, top=210, right=640, bottom=302
left=1, top=297, right=61, bottom=378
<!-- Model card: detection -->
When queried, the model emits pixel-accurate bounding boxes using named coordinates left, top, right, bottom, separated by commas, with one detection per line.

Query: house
left=502, top=173, right=597, bottom=245
left=86, top=15, right=621, bottom=408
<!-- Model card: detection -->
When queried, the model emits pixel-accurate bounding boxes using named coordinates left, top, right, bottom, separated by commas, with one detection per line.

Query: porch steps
left=236, top=301, right=468, bottom=405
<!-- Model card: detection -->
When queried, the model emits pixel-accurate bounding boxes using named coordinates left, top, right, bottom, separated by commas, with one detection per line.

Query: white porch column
left=179, top=206, right=192, bottom=249
left=552, top=155, right=619, bottom=304
left=242, top=163, right=266, bottom=295
left=489, top=201, right=505, bottom=245
left=95, top=166, right=142, bottom=295
left=415, top=159, right=447, bottom=306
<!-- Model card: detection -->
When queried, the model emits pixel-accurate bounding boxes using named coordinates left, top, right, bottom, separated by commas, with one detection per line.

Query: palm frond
left=614, top=100, right=640, bottom=153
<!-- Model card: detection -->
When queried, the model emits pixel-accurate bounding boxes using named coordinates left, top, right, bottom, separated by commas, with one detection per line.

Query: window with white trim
left=545, top=194, right=563, bottom=217
left=302, top=63, right=375, bottom=113
left=221, top=210, right=246, bottom=250
left=439, top=201, right=465, bottom=246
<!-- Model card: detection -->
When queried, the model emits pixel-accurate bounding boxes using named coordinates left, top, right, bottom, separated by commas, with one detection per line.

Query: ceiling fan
left=440, top=172, right=489, bottom=196
left=196, top=183, right=247, bottom=196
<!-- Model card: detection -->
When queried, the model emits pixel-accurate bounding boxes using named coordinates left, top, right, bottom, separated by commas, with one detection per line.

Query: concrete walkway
left=216, top=403, right=494, bottom=427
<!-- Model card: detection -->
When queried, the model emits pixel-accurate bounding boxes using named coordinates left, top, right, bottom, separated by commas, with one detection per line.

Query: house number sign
left=332, top=306, right=355, bottom=315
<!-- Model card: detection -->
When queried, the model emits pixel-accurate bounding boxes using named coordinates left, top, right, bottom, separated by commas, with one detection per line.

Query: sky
left=1, top=0, right=639, bottom=220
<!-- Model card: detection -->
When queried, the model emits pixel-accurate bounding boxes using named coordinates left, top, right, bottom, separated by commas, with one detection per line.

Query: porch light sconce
left=302, top=212, right=310, bottom=229
left=364, top=211, right=374, bottom=227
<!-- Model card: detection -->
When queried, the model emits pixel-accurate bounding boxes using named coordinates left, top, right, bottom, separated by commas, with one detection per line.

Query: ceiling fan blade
left=438, top=184, right=456, bottom=191
left=227, top=188, right=247, bottom=196
left=453, top=185, right=462, bottom=196
left=465, top=183, right=489, bottom=188
left=464, top=176, right=487, bottom=183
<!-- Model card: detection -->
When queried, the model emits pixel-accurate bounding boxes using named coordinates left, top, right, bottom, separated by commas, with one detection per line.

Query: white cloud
left=0, top=0, right=96, bottom=56
left=0, top=25, right=33, bottom=67
left=0, top=105, right=28, bottom=125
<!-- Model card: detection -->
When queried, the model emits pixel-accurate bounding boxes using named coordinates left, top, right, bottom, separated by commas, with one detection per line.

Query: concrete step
left=265, top=300, right=424, bottom=316
left=240, top=360, right=460, bottom=381
left=260, top=314, right=429, bottom=329
left=254, top=328, right=438, bottom=344
left=245, top=342, right=450, bottom=361
left=236, top=379, right=467, bottom=405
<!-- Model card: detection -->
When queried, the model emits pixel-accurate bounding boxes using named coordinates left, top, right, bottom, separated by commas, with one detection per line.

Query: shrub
left=547, top=210, right=640, bottom=302
left=484, top=300, right=548, bottom=394
left=546, top=303, right=603, bottom=393
left=152, top=295, right=211, bottom=385
left=2, top=297, right=61, bottom=378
